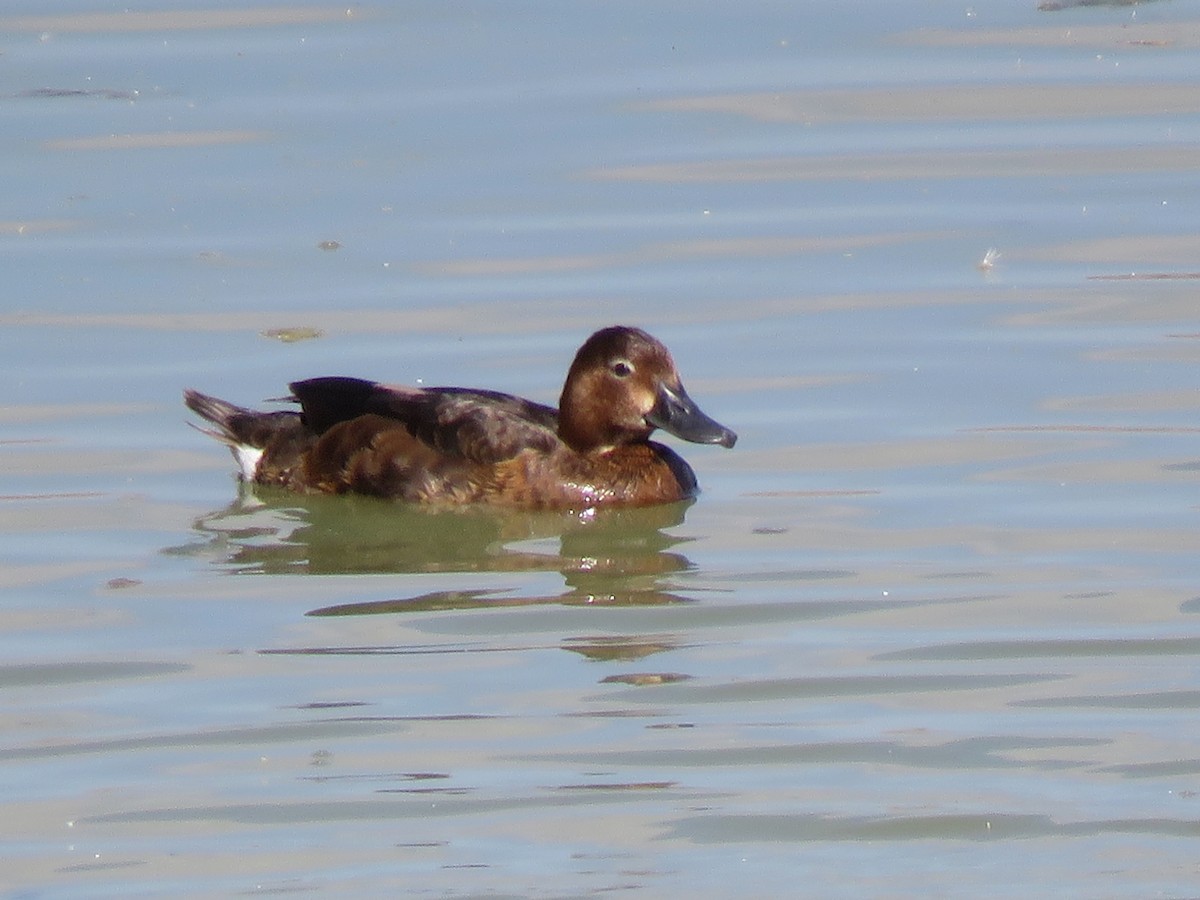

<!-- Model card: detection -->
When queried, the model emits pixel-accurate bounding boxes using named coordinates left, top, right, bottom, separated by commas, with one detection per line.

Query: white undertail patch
left=231, top=444, right=264, bottom=481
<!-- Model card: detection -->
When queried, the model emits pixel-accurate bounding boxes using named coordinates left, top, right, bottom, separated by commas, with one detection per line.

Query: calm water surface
left=3, top=1, right=1200, bottom=896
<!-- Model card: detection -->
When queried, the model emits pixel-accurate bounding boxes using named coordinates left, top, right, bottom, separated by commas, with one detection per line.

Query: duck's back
left=282, top=378, right=565, bottom=502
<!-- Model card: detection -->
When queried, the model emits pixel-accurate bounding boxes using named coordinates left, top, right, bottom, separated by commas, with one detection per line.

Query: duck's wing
left=290, top=377, right=561, bottom=465
left=410, top=387, right=561, bottom=463
left=287, top=377, right=383, bottom=434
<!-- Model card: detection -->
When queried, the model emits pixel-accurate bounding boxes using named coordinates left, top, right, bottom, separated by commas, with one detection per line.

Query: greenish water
left=4, top=2, right=1200, bottom=896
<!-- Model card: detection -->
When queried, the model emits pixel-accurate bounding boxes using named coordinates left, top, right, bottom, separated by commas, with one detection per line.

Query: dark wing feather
left=289, top=377, right=381, bottom=434
left=289, top=378, right=561, bottom=465
left=418, top=388, right=560, bottom=463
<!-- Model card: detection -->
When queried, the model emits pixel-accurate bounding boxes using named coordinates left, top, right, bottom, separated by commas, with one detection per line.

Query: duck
left=184, top=325, right=736, bottom=509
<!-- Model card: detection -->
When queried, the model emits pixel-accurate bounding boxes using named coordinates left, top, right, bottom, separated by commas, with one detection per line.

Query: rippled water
left=4, top=1, right=1200, bottom=896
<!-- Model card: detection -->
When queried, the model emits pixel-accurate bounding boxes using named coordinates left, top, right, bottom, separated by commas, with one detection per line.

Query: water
left=4, top=1, right=1200, bottom=896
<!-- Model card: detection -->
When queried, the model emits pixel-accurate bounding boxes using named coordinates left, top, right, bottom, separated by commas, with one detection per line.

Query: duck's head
left=557, top=326, right=737, bottom=454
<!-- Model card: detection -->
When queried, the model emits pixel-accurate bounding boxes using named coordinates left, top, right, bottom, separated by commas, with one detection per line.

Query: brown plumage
left=184, top=325, right=736, bottom=509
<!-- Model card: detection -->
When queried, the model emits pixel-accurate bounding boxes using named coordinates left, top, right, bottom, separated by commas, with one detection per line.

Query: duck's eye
left=610, top=360, right=633, bottom=378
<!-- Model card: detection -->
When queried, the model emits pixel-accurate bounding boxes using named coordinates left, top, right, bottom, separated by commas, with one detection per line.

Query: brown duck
left=185, top=326, right=736, bottom=509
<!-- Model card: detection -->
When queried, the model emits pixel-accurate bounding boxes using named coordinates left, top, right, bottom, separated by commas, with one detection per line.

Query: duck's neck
left=557, top=388, right=650, bottom=454
left=557, top=405, right=612, bottom=454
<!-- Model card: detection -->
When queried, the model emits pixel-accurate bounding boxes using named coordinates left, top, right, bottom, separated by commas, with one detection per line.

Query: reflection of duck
left=184, top=326, right=735, bottom=510
left=175, top=490, right=701, bottom=607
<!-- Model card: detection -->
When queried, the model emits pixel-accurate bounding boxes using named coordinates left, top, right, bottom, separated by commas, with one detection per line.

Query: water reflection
left=173, top=488, right=701, bottom=608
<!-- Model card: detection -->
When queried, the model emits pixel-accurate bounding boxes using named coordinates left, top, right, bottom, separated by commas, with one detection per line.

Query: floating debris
left=16, top=87, right=138, bottom=101
left=977, top=248, right=999, bottom=272
left=600, top=672, right=692, bottom=686
left=317, top=240, right=341, bottom=251
left=261, top=326, right=324, bottom=343
left=555, top=780, right=677, bottom=791
left=1088, top=272, right=1200, bottom=281
left=1039, top=0, right=1159, bottom=9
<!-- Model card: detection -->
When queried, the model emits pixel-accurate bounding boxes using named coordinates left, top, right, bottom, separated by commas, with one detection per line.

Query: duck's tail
left=184, top=389, right=309, bottom=482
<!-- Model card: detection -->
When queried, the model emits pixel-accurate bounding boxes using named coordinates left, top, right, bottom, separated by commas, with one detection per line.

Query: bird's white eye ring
left=611, top=360, right=633, bottom=378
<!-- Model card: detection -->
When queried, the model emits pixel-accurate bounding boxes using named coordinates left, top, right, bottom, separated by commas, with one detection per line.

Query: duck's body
left=185, top=326, right=736, bottom=510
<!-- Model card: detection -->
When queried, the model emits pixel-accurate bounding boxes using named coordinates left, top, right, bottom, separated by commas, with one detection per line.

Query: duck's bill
left=647, top=383, right=737, bottom=448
